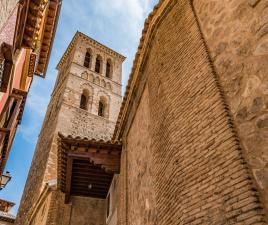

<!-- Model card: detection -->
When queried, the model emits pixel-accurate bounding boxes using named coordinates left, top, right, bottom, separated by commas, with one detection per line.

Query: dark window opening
left=80, top=94, right=87, bottom=110
left=84, top=51, right=91, bottom=68
left=98, top=101, right=105, bottom=117
left=95, top=57, right=101, bottom=73
left=106, top=62, right=111, bottom=78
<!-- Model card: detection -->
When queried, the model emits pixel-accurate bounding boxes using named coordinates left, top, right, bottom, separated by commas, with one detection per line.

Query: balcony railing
left=0, top=89, right=27, bottom=175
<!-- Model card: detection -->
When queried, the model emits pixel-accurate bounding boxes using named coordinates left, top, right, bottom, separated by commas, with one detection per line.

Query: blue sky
left=0, top=0, right=158, bottom=214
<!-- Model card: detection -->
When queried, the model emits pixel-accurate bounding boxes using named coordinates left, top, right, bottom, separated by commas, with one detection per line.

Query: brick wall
left=193, top=0, right=268, bottom=211
left=119, top=0, right=267, bottom=224
left=124, top=85, right=156, bottom=225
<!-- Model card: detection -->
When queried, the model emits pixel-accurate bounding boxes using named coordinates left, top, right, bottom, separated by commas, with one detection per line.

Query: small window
left=106, top=62, right=111, bottom=78
left=98, top=101, right=105, bottom=117
left=95, top=55, right=102, bottom=73
left=80, top=94, right=87, bottom=110
left=84, top=51, right=91, bottom=68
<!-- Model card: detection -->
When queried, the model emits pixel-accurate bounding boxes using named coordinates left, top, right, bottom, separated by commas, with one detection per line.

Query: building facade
left=0, top=199, right=15, bottom=224
left=18, top=0, right=268, bottom=224
left=0, top=0, right=62, bottom=178
left=16, top=32, right=125, bottom=224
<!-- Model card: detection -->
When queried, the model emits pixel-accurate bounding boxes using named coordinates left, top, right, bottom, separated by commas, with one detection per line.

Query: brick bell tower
left=16, top=31, right=125, bottom=225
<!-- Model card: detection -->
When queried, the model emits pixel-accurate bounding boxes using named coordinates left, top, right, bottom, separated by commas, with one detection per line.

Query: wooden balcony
left=0, top=89, right=27, bottom=175
left=57, top=133, right=122, bottom=203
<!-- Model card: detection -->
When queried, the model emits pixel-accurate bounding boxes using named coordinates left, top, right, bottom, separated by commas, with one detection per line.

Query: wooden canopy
left=15, top=0, right=62, bottom=77
left=57, top=133, right=122, bottom=202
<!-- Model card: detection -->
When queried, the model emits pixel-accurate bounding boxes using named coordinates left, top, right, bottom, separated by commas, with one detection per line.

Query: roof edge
left=56, top=31, right=126, bottom=70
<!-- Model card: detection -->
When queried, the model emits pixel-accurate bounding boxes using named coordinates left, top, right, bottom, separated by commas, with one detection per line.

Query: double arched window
left=84, top=49, right=92, bottom=68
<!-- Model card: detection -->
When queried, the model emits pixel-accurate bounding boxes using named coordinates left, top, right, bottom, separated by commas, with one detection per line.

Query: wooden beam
left=64, top=157, right=73, bottom=203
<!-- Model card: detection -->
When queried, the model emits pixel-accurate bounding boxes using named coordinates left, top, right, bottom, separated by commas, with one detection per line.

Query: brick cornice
left=56, top=31, right=126, bottom=70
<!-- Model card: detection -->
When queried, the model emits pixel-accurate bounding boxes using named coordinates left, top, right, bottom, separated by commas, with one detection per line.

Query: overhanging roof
left=57, top=133, right=122, bottom=202
left=16, top=0, right=62, bottom=77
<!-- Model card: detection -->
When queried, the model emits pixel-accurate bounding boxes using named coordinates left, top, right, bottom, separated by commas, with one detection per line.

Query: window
left=106, top=61, right=111, bottom=78
left=80, top=94, right=87, bottom=110
left=80, top=89, right=89, bottom=110
left=98, top=101, right=105, bottom=117
left=84, top=51, right=91, bottom=68
left=95, top=55, right=102, bottom=73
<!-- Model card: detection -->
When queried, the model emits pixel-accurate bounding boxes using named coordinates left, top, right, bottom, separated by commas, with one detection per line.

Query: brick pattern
left=118, top=0, right=267, bottom=224
left=193, top=0, right=268, bottom=212
left=124, top=85, right=156, bottom=225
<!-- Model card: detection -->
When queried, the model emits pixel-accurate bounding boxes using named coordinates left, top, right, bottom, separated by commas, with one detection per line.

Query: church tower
left=16, top=32, right=125, bottom=225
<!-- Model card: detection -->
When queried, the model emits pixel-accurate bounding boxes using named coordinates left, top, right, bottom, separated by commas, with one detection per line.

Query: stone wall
left=193, top=0, right=268, bottom=211
left=119, top=0, right=267, bottom=224
left=0, top=0, right=18, bottom=31
left=69, top=196, right=105, bottom=225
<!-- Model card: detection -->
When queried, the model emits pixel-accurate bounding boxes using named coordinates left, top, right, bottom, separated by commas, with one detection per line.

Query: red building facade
left=0, top=0, right=62, bottom=177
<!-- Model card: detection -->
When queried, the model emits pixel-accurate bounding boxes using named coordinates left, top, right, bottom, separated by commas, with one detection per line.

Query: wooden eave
left=57, top=133, right=122, bottom=202
left=35, top=0, right=62, bottom=77
left=21, top=0, right=45, bottom=49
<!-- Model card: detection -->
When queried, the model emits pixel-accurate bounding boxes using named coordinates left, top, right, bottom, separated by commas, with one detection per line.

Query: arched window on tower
left=95, top=55, right=102, bottom=73
left=84, top=50, right=91, bottom=68
left=98, top=97, right=108, bottom=117
left=106, top=59, right=112, bottom=78
left=80, top=89, right=89, bottom=110
left=98, top=101, right=105, bottom=117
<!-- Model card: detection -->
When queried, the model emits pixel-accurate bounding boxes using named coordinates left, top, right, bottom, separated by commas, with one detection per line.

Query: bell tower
left=16, top=31, right=125, bottom=225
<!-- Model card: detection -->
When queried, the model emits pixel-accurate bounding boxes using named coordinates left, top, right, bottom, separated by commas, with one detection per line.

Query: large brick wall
left=193, top=0, right=268, bottom=210
left=124, top=85, right=156, bottom=225
left=118, top=0, right=267, bottom=224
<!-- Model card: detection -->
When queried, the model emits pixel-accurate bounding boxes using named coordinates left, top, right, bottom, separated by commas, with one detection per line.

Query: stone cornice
left=56, top=31, right=126, bottom=70
left=113, top=0, right=173, bottom=140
